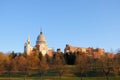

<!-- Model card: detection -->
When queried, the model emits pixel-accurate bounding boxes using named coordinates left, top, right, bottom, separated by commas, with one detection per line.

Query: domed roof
left=37, top=32, right=46, bottom=41
left=36, top=31, right=47, bottom=45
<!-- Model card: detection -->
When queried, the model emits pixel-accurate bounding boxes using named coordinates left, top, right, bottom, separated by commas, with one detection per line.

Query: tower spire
left=27, top=36, right=30, bottom=44
left=40, top=27, right=42, bottom=34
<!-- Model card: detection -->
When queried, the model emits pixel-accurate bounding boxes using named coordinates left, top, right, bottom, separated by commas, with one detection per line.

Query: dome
left=36, top=31, right=47, bottom=45
left=37, top=33, right=46, bottom=42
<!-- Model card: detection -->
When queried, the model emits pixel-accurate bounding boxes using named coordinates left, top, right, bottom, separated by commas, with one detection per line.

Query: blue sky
left=0, top=0, right=120, bottom=53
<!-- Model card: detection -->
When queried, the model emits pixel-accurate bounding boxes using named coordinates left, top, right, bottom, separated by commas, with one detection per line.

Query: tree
left=38, top=56, right=49, bottom=80
left=25, top=55, right=40, bottom=78
left=0, top=52, right=6, bottom=74
left=75, top=52, right=90, bottom=80
left=45, top=54, right=52, bottom=64
left=52, top=49, right=66, bottom=80
left=112, top=58, right=119, bottom=76
left=100, top=53, right=114, bottom=80
left=9, top=51, right=17, bottom=59
left=4, top=54, right=13, bottom=80
left=16, top=55, right=28, bottom=80
left=111, top=53, right=120, bottom=76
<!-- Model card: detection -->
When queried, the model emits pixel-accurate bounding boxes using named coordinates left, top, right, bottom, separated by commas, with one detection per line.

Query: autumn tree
left=45, top=53, right=52, bottom=64
left=3, top=54, right=13, bottom=80
left=111, top=53, right=120, bottom=76
left=0, top=52, right=6, bottom=74
left=37, top=56, right=49, bottom=80
left=15, top=55, right=28, bottom=80
left=52, top=49, right=66, bottom=80
left=75, top=52, right=90, bottom=80
left=99, top=53, right=114, bottom=80
left=9, top=51, right=17, bottom=59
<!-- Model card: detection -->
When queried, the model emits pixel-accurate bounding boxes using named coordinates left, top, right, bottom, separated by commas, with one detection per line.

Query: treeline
left=0, top=49, right=120, bottom=80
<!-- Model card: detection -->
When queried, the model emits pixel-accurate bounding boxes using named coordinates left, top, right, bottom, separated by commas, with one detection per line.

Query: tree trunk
left=106, top=75, right=109, bottom=80
left=103, top=69, right=110, bottom=80
left=24, top=71, right=28, bottom=80
left=59, top=74, right=62, bottom=80
left=80, top=74, right=83, bottom=80
left=39, top=73, right=42, bottom=80
left=24, top=75, right=26, bottom=80
left=9, top=71, right=11, bottom=80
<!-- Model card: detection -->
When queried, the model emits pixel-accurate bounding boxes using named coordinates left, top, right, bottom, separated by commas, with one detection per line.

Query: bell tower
left=24, top=36, right=33, bottom=55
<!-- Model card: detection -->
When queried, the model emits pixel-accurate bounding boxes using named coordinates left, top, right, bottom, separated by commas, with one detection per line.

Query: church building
left=24, top=29, right=54, bottom=56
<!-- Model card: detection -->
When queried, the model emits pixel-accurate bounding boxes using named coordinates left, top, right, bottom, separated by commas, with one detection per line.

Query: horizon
left=0, top=0, right=120, bottom=53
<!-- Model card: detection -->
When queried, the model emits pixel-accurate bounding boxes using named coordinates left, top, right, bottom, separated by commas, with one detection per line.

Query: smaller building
left=64, top=44, right=105, bottom=58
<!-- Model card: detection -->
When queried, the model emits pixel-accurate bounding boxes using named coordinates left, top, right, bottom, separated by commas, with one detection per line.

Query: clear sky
left=0, top=0, right=120, bottom=53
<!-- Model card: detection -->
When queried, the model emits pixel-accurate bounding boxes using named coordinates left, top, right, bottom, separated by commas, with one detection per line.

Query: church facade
left=24, top=30, right=54, bottom=56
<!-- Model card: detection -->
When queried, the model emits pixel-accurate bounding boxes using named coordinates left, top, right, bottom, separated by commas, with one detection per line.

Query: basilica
left=24, top=29, right=54, bottom=56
